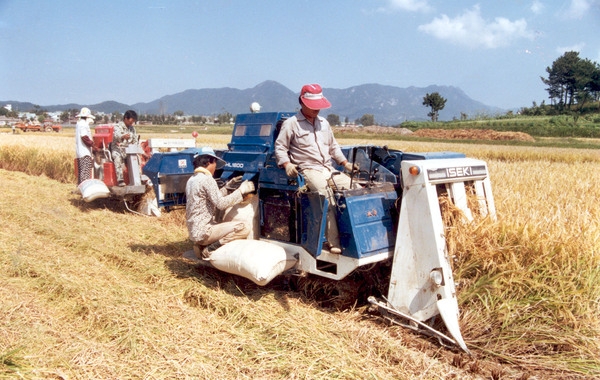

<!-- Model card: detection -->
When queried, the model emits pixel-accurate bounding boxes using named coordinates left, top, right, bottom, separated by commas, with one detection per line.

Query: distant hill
left=1, top=100, right=133, bottom=115
left=2, top=81, right=504, bottom=124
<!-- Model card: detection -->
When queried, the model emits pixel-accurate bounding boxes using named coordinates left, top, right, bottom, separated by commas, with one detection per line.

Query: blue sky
left=1, top=0, right=598, bottom=110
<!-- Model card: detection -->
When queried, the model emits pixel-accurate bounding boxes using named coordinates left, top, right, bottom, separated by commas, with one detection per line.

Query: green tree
left=542, top=51, right=592, bottom=108
left=542, top=51, right=600, bottom=117
left=326, top=114, right=340, bottom=126
left=59, top=111, right=70, bottom=122
left=574, top=58, right=594, bottom=110
left=357, top=114, right=375, bottom=126
left=592, top=67, right=600, bottom=109
left=542, top=51, right=576, bottom=107
left=422, top=92, right=447, bottom=122
left=191, top=115, right=207, bottom=124
left=112, top=112, right=122, bottom=123
left=216, top=112, right=233, bottom=124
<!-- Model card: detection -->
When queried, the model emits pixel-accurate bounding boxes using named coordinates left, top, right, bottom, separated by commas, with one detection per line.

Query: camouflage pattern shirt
left=185, top=167, right=243, bottom=243
left=110, top=121, right=138, bottom=154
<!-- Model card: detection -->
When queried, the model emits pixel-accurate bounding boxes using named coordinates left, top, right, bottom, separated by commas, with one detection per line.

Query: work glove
left=344, top=162, right=359, bottom=173
left=224, top=175, right=243, bottom=191
left=285, top=163, right=298, bottom=177
left=238, top=180, right=255, bottom=195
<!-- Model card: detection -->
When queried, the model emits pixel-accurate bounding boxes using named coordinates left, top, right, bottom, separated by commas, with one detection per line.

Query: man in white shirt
left=75, top=107, right=95, bottom=185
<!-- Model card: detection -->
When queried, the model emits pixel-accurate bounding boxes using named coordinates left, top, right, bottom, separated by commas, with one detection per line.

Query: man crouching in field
left=185, top=147, right=255, bottom=259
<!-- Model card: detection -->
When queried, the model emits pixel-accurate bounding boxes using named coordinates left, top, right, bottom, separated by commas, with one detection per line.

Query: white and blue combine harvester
left=143, top=111, right=496, bottom=353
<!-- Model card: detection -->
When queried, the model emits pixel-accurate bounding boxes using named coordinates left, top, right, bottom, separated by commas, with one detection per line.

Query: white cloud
left=530, top=0, right=544, bottom=14
left=418, top=5, right=535, bottom=49
left=387, top=0, right=432, bottom=12
left=564, top=0, right=591, bottom=19
left=556, top=43, right=585, bottom=54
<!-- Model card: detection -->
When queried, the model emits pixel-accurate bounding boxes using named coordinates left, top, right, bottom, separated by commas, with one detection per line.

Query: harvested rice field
left=1, top=128, right=599, bottom=379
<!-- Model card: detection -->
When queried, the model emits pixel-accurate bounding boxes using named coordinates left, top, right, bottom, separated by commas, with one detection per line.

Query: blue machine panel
left=300, top=192, right=328, bottom=257
left=143, top=148, right=197, bottom=208
left=337, top=184, right=397, bottom=259
left=229, top=112, right=295, bottom=153
left=220, top=111, right=295, bottom=181
left=220, top=151, right=268, bottom=179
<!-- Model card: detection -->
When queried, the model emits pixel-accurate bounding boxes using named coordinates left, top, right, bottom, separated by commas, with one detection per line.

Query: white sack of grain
left=208, top=239, right=297, bottom=286
left=79, top=179, right=110, bottom=202
left=221, top=194, right=259, bottom=239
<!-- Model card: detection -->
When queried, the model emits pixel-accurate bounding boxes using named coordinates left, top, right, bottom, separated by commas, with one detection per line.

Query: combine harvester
left=78, top=123, right=195, bottom=216
left=141, top=110, right=496, bottom=353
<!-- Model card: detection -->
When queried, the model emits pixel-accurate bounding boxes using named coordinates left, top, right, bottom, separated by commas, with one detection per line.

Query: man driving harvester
left=274, top=83, right=358, bottom=254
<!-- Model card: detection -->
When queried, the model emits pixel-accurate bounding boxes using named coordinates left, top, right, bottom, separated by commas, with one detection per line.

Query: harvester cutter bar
left=367, top=296, right=470, bottom=354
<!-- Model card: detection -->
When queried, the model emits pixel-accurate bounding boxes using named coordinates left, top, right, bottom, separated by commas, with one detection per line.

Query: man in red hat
left=274, top=83, right=358, bottom=254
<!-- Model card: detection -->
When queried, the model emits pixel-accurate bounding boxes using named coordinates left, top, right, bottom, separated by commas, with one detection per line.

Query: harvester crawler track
left=290, top=262, right=391, bottom=310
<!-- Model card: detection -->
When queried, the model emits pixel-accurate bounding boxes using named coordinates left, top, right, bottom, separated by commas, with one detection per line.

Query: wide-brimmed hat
left=76, top=107, right=95, bottom=119
left=194, top=146, right=226, bottom=170
left=299, top=83, right=331, bottom=110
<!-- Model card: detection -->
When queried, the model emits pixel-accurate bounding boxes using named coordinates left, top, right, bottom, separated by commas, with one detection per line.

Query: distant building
left=0, top=115, right=20, bottom=126
left=18, top=112, right=37, bottom=121
left=46, top=111, right=62, bottom=122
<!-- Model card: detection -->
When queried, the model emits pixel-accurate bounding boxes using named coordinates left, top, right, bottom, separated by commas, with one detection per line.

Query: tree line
left=0, top=107, right=235, bottom=126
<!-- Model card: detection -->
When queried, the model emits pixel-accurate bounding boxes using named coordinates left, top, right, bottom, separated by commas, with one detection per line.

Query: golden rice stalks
left=0, top=135, right=232, bottom=185
left=441, top=161, right=600, bottom=373
left=0, top=145, right=75, bottom=183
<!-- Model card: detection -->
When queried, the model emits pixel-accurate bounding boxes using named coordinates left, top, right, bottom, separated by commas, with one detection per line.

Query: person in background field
left=186, top=146, right=255, bottom=259
left=75, top=107, right=95, bottom=186
left=274, top=83, right=358, bottom=254
left=110, top=110, right=139, bottom=186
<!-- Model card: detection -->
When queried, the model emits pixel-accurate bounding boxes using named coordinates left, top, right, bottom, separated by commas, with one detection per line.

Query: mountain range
left=4, top=81, right=504, bottom=125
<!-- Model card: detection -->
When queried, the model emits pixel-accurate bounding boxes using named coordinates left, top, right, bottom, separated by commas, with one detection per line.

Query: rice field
left=1, top=128, right=600, bottom=379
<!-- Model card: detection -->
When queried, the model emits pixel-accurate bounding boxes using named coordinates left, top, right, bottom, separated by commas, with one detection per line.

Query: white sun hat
left=76, top=107, right=95, bottom=119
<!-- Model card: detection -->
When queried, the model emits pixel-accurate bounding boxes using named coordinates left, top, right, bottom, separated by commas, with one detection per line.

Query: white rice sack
left=208, top=240, right=296, bottom=286
left=221, top=194, right=259, bottom=239
left=78, top=179, right=110, bottom=202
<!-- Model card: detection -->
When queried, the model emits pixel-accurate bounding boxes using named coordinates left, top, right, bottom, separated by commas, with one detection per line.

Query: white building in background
left=47, top=111, right=61, bottom=122
left=18, top=112, right=37, bottom=121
